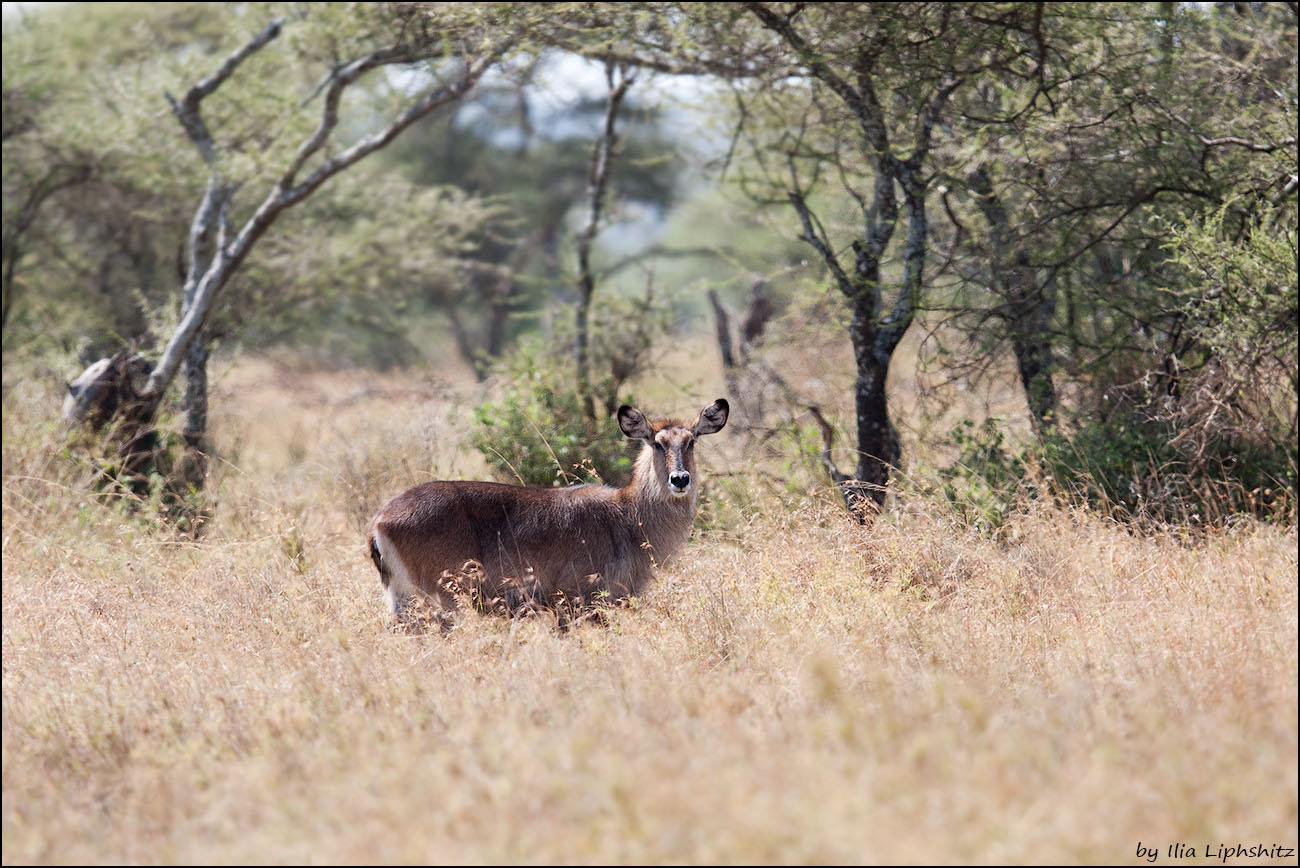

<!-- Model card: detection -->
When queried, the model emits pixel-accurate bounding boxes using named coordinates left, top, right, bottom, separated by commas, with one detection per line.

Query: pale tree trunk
left=709, top=282, right=777, bottom=431
left=574, top=62, right=635, bottom=418
left=67, top=15, right=515, bottom=500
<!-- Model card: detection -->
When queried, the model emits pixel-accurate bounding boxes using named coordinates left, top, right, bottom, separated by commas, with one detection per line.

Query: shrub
left=938, top=408, right=1294, bottom=533
left=471, top=352, right=637, bottom=488
left=1041, top=398, right=1294, bottom=527
left=938, top=418, right=1032, bottom=533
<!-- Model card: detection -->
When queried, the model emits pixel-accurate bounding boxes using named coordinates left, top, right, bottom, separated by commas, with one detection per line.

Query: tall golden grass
left=3, top=347, right=1296, bottom=864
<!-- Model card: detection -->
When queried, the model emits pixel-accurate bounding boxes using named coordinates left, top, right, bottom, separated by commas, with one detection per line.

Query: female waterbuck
left=366, top=399, right=729, bottom=625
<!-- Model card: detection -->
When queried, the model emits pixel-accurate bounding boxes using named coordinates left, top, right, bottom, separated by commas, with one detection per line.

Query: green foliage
left=1160, top=201, right=1298, bottom=380
left=380, top=50, right=690, bottom=373
left=470, top=347, right=638, bottom=487
left=237, top=172, right=511, bottom=367
left=1047, top=411, right=1293, bottom=528
left=3, top=2, right=513, bottom=365
left=2, top=3, right=201, bottom=350
left=923, top=2, right=1298, bottom=531
left=938, top=419, right=1031, bottom=534
left=940, top=409, right=1295, bottom=533
left=7, top=0, right=1297, bottom=537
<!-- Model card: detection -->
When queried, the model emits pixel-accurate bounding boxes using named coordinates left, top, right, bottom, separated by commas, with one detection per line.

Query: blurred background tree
left=925, top=1, right=1297, bottom=523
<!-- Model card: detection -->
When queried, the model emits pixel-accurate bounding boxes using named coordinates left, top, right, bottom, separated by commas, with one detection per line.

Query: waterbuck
left=366, top=398, right=729, bottom=626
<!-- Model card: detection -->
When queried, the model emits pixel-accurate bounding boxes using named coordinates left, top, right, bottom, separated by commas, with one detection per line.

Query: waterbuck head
left=62, top=350, right=153, bottom=430
left=617, top=399, right=729, bottom=500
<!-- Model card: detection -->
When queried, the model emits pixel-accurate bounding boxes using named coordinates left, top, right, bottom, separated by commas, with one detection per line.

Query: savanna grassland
left=3, top=344, right=1297, bottom=865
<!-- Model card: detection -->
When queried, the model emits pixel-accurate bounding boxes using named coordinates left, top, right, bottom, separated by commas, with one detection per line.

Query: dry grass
left=3, top=347, right=1297, bottom=865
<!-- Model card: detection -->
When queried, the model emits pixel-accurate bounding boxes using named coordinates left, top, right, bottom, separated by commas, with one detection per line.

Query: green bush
left=1027, top=201, right=1298, bottom=528
left=938, top=418, right=1032, bottom=533
left=1040, top=406, right=1294, bottom=527
left=938, top=410, right=1294, bottom=533
left=471, top=354, right=637, bottom=488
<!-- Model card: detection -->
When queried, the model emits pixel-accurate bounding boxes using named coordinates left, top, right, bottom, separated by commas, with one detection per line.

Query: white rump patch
left=373, top=529, right=418, bottom=618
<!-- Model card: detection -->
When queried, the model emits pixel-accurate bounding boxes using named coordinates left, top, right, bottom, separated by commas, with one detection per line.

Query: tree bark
left=179, top=333, right=210, bottom=489
left=708, top=289, right=740, bottom=407
left=574, top=62, right=634, bottom=418
left=1010, top=276, right=1059, bottom=438
left=847, top=264, right=900, bottom=512
left=968, top=165, right=1058, bottom=437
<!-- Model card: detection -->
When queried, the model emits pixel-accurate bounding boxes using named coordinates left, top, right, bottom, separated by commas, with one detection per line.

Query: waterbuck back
left=366, top=398, right=728, bottom=626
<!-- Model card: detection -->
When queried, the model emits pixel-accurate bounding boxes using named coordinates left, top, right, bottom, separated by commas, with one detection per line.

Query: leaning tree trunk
left=708, top=281, right=778, bottom=432
left=64, top=14, right=514, bottom=525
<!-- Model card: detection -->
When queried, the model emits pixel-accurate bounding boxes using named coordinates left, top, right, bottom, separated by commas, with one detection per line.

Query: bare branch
left=280, top=41, right=478, bottom=195
left=596, top=244, right=733, bottom=282
left=166, top=19, right=283, bottom=164
left=1198, top=135, right=1296, bottom=152
left=745, top=1, right=888, bottom=155
left=574, top=60, right=637, bottom=407
left=787, top=188, right=852, bottom=298
left=718, top=83, right=750, bottom=181
left=807, top=405, right=870, bottom=518
left=143, top=30, right=516, bottom=399
left=708, top=289, right=736, bottom=371
left=281, top=47, right=507, bottom=204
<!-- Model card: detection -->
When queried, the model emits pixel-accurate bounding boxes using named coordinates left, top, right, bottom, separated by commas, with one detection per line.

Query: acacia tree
left=727, top=3, right=1001, bottom=515
left=484, top=1, right=1295, bottom=520
left=375, top=39, right=691, bottom=382
left=520, top=2, right=1020, bottom=514
left=154, top=9, right=515, bottom=456
left=873, top=1, right=1296, bottom=524
left=51, top=3, right=521, bottom=492
left=929, top=4, right=1169, bottom=438
left=933, top=3, right=1228, bottom=437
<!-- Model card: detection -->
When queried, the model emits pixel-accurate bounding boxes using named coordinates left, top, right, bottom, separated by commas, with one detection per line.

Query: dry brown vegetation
left=3, top=346, right=1297, bottom=864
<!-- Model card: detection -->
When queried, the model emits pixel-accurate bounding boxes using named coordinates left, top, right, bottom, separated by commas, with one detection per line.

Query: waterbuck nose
left=668, top=471, right=691, bottom=491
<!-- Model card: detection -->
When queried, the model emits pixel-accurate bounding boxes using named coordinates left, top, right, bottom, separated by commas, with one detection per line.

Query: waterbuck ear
left=617, top=405, right=655, bottom=442
left=692, top=398, right=729, bottom=436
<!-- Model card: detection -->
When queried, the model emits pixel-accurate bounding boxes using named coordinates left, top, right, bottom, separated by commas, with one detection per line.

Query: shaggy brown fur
left=367, top=399, right=728, bottom=625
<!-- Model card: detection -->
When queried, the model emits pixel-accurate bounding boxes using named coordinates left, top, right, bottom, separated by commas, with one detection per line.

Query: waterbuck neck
left=618, top=440, right=700, bottom=565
